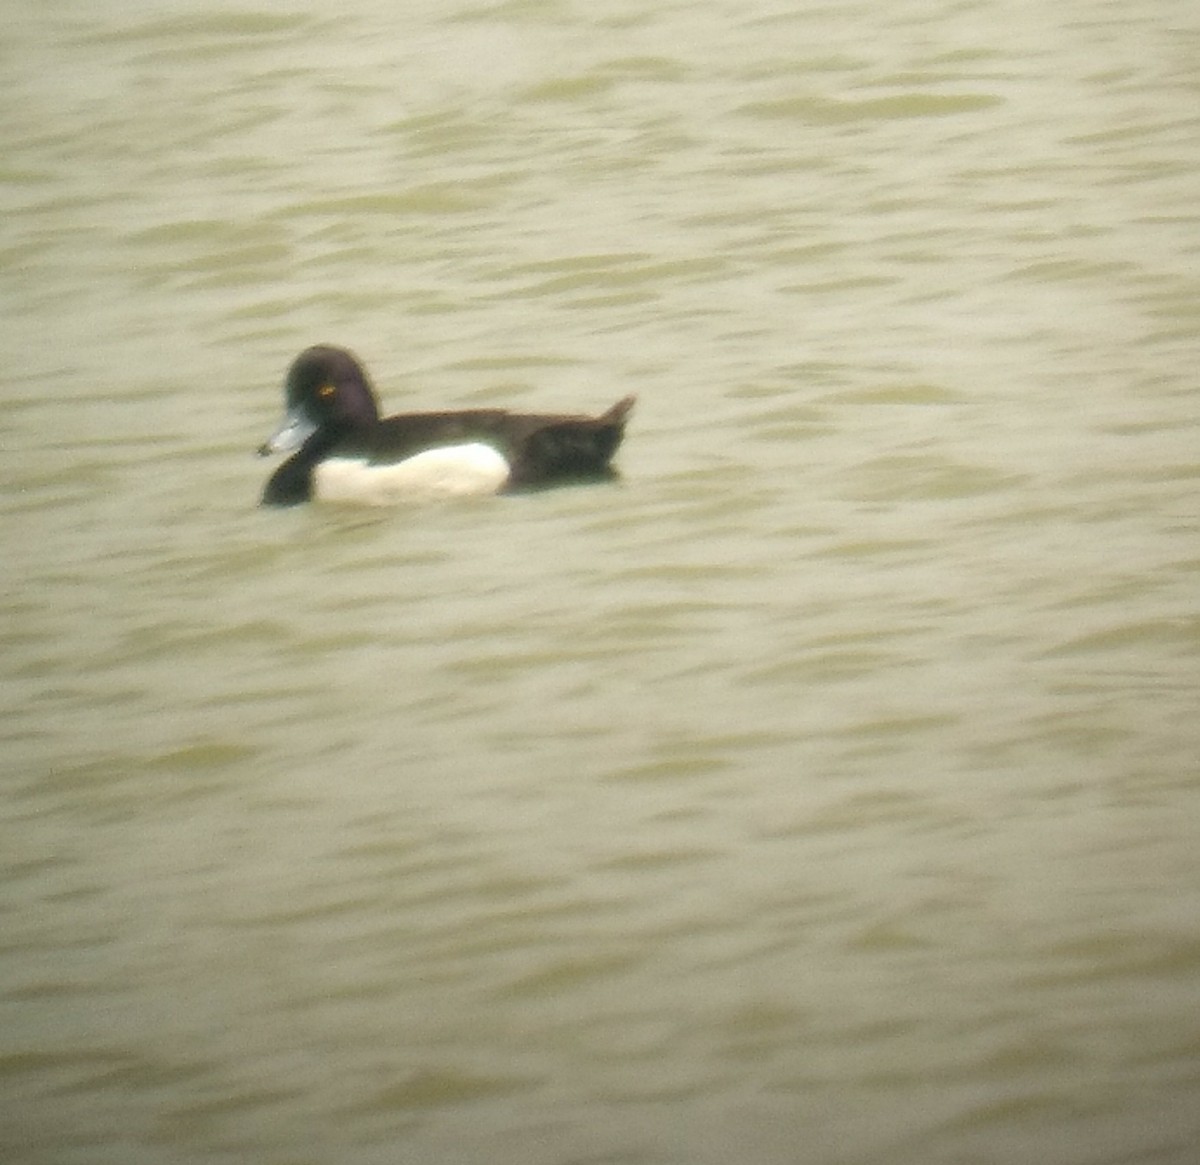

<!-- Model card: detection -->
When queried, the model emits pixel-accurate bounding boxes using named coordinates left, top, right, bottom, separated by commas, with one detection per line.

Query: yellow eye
left=318, top=383, right=336, bottom=399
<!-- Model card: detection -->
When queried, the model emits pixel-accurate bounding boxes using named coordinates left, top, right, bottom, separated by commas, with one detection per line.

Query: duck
left=257, top=345, right=635, bottom=507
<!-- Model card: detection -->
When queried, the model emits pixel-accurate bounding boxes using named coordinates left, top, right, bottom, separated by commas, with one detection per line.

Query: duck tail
left=602, top=394, right=637, bottom=424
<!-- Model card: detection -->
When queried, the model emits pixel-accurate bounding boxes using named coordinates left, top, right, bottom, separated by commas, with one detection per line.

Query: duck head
left=258, top=345, right=381, bottom=456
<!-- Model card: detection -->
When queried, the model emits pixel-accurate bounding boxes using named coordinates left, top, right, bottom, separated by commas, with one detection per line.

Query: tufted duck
left=258, top=345, right=635, bottom=507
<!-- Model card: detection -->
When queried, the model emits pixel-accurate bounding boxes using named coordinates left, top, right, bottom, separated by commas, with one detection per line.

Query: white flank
left=314, top=443, right=510, bottom=505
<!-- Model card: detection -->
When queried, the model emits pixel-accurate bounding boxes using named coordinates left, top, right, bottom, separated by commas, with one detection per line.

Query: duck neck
left=260, top=426, right=344, bottom=507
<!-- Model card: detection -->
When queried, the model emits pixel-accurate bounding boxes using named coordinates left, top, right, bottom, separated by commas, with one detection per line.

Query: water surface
left=3, top=2, right=1199, bottom=1162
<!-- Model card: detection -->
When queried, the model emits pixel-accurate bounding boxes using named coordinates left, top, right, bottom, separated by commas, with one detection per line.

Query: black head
left=284, top=345, right=382, bottom=430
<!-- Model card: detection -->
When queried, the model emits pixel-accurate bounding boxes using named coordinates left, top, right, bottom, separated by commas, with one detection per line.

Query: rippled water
left=3, top=2, right=1199, bottom=1162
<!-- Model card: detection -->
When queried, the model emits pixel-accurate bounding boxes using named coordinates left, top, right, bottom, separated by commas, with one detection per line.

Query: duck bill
left=257, top=406, right=316, bottom=457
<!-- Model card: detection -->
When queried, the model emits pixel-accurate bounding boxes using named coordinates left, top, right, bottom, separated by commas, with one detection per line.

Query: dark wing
left=353, top=410, right=511, bottom=461
left=353, top=396, right=635, bottom=485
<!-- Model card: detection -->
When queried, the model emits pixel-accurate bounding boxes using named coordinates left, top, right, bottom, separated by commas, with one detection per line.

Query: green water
left=3, top=2, right=1199, bottom=1162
